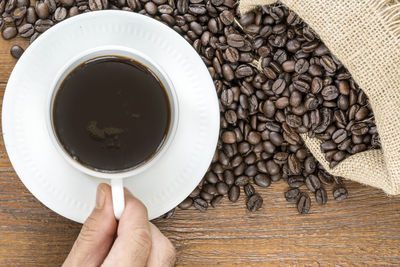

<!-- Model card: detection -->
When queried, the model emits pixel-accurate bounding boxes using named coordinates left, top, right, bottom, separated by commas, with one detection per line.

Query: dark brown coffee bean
left=227, top=33, right=244, bottom=48
left=2, top=26, right=17, bottom=40
left=188, top=3, right=206, bottom=15
left=247, top=194, right=263, bottom=211
left=162, top=208, right=175, bottom=218
left=35, top=19, right=54, bottom=33
left=285, top=188, right=301, bottom=202
left=304, top=157, right=316, bottom=174
left=228, top=185, right=240, bottom=202
left=272, top=78, right=286, bottom=95
left=178, top=197, right=193, bottom=209
left=288, top=175, right=304, bottom=188
left=194, top=198, right=208, bottom=211
left=12, top=6, right=26, bottom=20
left=247, top=131, right=261, bottom=145
left=69, top=6, right=79, bottom=17
left=351, top=122, right=369, bottom=135
left=18, top=23, right=34, bottom=38
left=297, top=193, right=311, bottom=214
left=216, top=182, right=229, bottom=195
left=5, top=0, right=17, bottom=12
left=225, top=47, right=239, bottom=63
left=54, top=7, right=67, bottom=21
left=220, top=88, right=233, bottom=106
left=294, top=59, right=309, bottom=74
left=333, top=187, right=348, bottom=201
left=219, top=9, right=233, bottom=25
left=244, top=183, right=255, bottom=197
left=205, top=171, right=218, bottom=184
left=235, top=175, right=249, bottom=186
left=222, top=64, right=234, bottom=81
left=321, top=55, right=336, bottom=73
left=10, top=45, right=24, bottom=59
left=305, top=174, right=321, bottom=192
left=286, top=114, right=302, bottom=128
left=189, top=187, right=200, bottom=198
left=235, top=64, right=254, bottom=78
left=293, top=79, right=310, bottom=93
left=60, top=0, right=74, bottom=6
left=281, top=60, right=295, bottom=72
left=35, top=1, right=49, bottom=19
left=315, top=188, right=327, bottom=205
left=332, top=129, right=347, bottom=144
left=254, top=174, right=271, bottom=187
left=269, top=132, right=283, bottom=146
left=288, top=154, right=302, bottom=175
left=211, top=195, right=223, bottom=207
left=203, top=183, right=217, bottom=195
left=321, top=85, right=339, bottom=101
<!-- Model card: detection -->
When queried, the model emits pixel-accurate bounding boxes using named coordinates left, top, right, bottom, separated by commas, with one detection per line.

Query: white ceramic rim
left=45, top=45, right=179, bottom=179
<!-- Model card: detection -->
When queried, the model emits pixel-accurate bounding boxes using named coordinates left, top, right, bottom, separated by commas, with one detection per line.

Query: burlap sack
left=239, top=0, right=400, bottom=195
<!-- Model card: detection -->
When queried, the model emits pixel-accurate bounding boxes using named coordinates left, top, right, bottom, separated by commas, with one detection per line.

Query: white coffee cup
left=45, top=45, right=179, bottom=219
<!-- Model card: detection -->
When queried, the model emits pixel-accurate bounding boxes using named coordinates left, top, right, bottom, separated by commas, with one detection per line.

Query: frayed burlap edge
left=239, top=0, right=400, bottom=195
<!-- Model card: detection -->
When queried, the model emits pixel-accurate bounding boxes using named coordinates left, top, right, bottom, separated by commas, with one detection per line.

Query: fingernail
left=96, top=183, right=106, bottom=209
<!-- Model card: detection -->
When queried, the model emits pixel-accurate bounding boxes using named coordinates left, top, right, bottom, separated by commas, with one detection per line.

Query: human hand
left=63, top=183, right=176, bottom=267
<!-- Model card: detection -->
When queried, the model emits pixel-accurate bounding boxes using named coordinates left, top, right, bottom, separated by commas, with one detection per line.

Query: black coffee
left=53, top=56, right=171, bottom=172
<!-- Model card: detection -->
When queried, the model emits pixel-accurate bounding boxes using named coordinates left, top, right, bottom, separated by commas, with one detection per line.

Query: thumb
left=63, top=183, right=117, bottom=267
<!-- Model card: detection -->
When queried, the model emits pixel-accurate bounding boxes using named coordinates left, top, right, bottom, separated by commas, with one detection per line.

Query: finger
left=63, top=183, right=117, bottom=267
left=101, top=188, right=152, bottom=267
left=146, top=223, right=176, bottom=267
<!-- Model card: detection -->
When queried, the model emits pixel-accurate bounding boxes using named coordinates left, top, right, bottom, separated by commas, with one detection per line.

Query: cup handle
left=111, top=179, right=125, bottom=220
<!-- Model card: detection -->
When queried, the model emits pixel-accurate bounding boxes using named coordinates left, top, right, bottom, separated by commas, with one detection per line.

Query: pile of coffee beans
left=0, top=0, right=380, bottom=215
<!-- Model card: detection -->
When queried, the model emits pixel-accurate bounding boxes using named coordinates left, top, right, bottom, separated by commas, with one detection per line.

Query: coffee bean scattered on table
left=1, top=1, right=381, bottom=215
left=10, top=44, right=23, bottom=58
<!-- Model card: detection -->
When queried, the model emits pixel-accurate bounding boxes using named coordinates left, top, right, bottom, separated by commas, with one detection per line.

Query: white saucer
left=2, top=11, right=219, bottom=223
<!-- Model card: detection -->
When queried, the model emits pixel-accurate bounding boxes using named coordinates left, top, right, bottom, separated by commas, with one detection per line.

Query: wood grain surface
left=0, top=37, right=399, bottom=267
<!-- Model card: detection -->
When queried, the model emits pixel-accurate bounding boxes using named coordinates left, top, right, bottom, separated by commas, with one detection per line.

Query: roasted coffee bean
left=235, top=175, right=249, bottom=186
left=54, top=7, right=67, bottom=21
left=2, top=27, right=17, bottom=40
left=216, top=182, right=229, bottom=195
left=321, top=85, right=339, bottom=101
left=254, top=174, right=271, bottom=187
left=35, top=19, right=54, bottom=33
left=60, top=0, right=74, bottom=6
left=297, top=193, right=311, bottom=214
left=305, top=174, right=320, bottom=192
left=10, top=45, right=24, bottom=59
left=244, top=183, right=255, bottom=197
left=227, top=33, right=244, bottom=47
left=18, top=23, right=34, bottom=38
left=211, top=195, right=223, bottom=207
left=194, top=198, right=208, bottom=211
left=12, top=7, right=26, bottom=20
left=35, top=1, right=49, bottom=19
left=225, top=47, right=239, bottom=63
left=228, top=185, right=240, bottom=202
left=288, top=176, right=304, bottom=188
left=162, top=208, right=175, bottom=218
left=288, top=154, right=302, bottom=175
left=178, top=197, right=193, bottom=209
left=294, top=58, right=309, bottom=74
left=220, top=10, right=233, bottom=25
left=285, top=188, right=301, bottom=203
left=205, top=171, right=218, bottom=184
left=315, top=187, right=327, bottom=205
left=247, top=194, right=263, bottom=211
left=333, top=186, right=348, bottom=201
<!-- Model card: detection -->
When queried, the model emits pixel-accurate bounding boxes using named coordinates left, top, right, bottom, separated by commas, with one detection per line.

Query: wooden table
left=1, top=37, right=399, bottom=266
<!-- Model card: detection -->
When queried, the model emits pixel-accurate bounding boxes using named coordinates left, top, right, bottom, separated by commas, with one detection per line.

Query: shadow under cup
left=46, top=46, right=179, bottom=218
